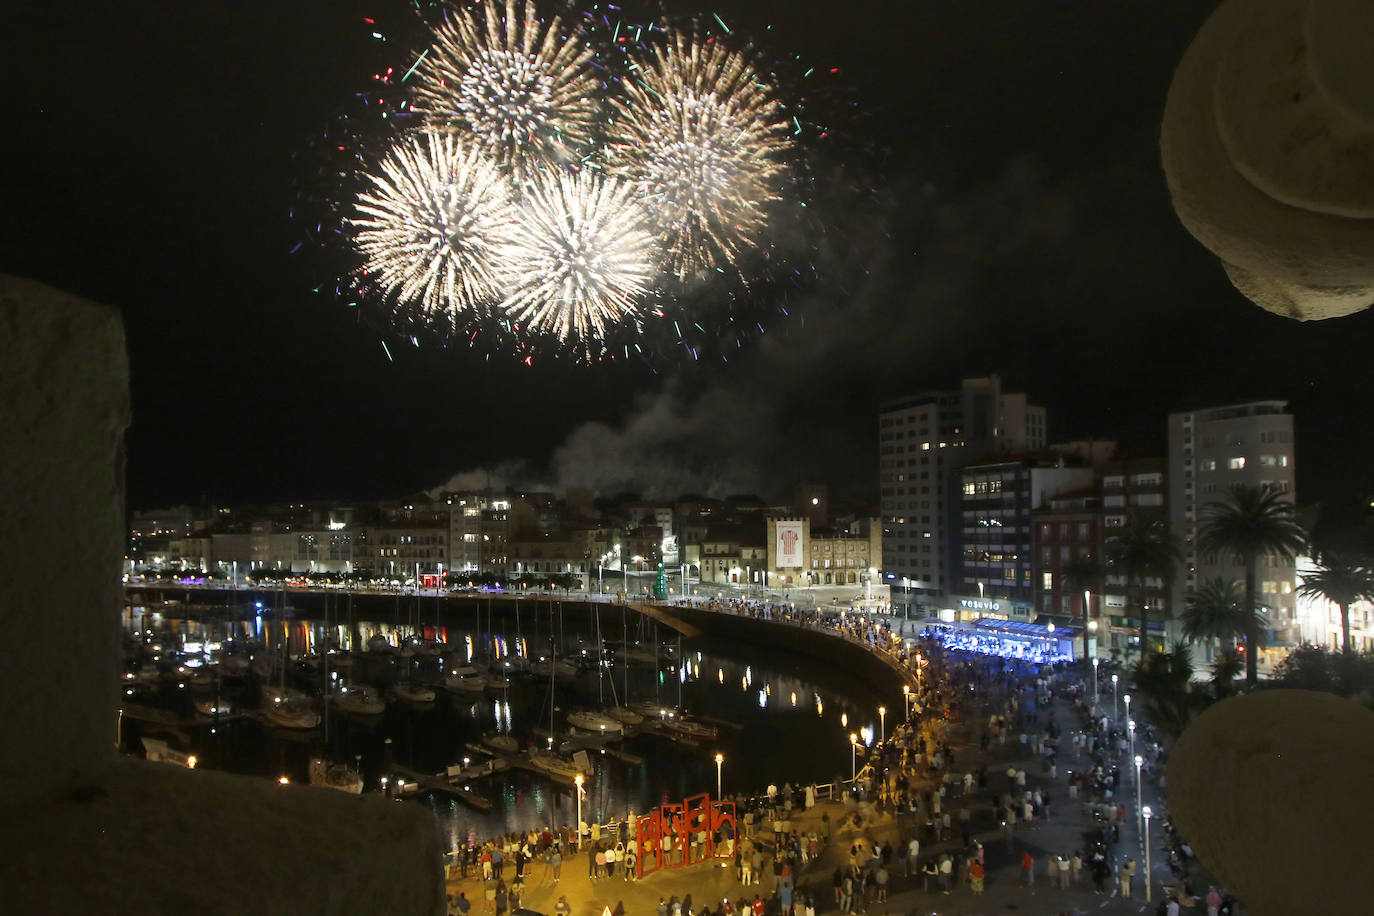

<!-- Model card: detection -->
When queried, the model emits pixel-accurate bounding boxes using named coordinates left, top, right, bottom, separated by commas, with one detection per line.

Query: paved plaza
left=444, top=652, right=1190, bottom=916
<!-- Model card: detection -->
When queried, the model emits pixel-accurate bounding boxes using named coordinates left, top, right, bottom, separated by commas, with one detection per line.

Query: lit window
left=1228, top=457, right=1246, bottom=470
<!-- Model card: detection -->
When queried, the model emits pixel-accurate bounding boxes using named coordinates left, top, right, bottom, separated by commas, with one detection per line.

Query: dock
left=391, top=763, right=494, bottom=811
left=464, top=741, right=577, bottom=786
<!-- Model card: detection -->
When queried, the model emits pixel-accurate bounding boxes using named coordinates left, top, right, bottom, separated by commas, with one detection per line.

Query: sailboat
left=526, top=626, right=581, bottom=782
left=329, top=684, right=386, bottom=716
left=262, top=614, right=319, bottom=729
left=309, top=756, right=363, bottom=794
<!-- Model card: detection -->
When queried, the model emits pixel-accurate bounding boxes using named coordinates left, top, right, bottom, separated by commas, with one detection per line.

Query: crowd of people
left=442, top=612, right=1240, bottom=916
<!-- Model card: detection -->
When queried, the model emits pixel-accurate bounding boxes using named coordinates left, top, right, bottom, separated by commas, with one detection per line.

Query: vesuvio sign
left=957, top=597, right=1002, bottom=612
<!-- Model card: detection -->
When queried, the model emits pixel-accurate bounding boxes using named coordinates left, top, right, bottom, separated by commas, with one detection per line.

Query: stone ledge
left=0, top=757, right=445, bottom=915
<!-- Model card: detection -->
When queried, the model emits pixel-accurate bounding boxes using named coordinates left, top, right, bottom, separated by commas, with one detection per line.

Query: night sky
left=7, top=1, right=1373, bottom=510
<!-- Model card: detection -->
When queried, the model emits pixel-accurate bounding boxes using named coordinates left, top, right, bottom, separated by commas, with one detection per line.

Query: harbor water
left=121, top=593, right=892, bottom=847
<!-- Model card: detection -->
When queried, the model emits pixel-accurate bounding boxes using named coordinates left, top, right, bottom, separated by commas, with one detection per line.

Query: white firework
left=351, top=130, right=516, bottom=317
left=411, top=0, right=599, bottom=173
left=607, top=29, right=792, bottom=279
left=496, top=170, right=657, bottom=341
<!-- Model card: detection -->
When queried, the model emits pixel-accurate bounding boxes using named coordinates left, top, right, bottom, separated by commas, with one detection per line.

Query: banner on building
left=775, top=520, right=804, bottom=568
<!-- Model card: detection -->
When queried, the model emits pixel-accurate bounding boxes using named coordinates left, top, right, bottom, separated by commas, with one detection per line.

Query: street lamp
left=1124, top=692, right=1132, bottom=727
left=575, top=774, right=584, bottom=849
left=849, top=732, right=859, bottom=782
left=715, top=753, right=724, bottom=799
left=1128, top=718, right=1136, bottom=770
left=878, top=706, right=886, bottom=743
left=1091, top=656, right=1100, bottom=704
left=1112, top=673, right=1119, bottom=719
left=902, top=684, right=912, bottom=719
left=1142, top=806, right=1154, bottom=903
left=1134, top=755, right=1143, bottom=826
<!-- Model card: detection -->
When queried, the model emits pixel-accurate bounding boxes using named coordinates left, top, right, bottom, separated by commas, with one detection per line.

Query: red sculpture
left=635, top=794, right=736, bottom=878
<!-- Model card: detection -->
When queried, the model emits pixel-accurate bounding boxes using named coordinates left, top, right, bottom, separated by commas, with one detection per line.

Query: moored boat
left=526, top=747, right=581, bottom=781
left=329, top=685, right=386, bottom=716
left=566, top=710, right=624, bottom=735
left=482, top=734, right=519, bottom=755
left=389, top=683, right=436, bottom=704
left=309, top=757, right=363, bottom=794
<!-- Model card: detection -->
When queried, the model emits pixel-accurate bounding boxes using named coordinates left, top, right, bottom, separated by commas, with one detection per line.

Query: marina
left=118, top=590, right=893, bottom=838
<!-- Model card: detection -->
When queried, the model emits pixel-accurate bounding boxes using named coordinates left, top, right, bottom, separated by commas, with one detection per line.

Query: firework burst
left=607, top=29, right=793, bottom=280
left=497, top=170, right=656, bottom=342
left=410, top=0, right=599, bottom=174
left=350, top=130, right=516, bottom=318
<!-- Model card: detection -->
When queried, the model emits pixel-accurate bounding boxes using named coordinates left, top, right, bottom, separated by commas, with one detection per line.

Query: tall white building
left=879, top=375, right=1047, bottom=614
left=1167, top=401, right=1297, bottom=665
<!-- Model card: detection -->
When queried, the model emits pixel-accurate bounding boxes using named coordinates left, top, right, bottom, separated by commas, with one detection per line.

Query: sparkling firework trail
left=497, top=170, right=656, bottom=342
left=350, top=130, right=516, bottom=317
left=410, top=0, right=599, bottom=174
left=607, top=28, right=792, bottom=280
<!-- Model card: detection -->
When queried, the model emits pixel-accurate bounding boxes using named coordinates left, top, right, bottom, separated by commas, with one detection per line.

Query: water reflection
left=121, top=600, right=888, bottom=838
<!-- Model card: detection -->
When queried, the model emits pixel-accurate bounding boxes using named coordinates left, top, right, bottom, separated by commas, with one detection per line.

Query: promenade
left=443, top=647, right=1189, bottom=916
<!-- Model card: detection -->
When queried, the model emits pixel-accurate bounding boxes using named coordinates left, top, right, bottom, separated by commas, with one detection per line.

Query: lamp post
left=1124, top=693, right=1132, bottom=730
left=902, top=684, right=912, bottom=720
left=1134, top=755, right=1143, bottom=827
left=1112, top=674, right=1119, bottom=719
left=1128, top=718, right=1136, bottom=771
left=715, top=753, right=724, bottom=799
left=1091, top=656, right=1100, bottom=705
left=575, top=774, right=584, bottom=849
left=849, top=732, right=859, bottom=782
left=1142, top=805, right=1153, bottom=903
left=878, top=706, right=886, bottom=743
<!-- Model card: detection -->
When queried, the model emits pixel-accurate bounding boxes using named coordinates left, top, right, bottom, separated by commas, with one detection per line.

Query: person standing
left=1057, top=855, right=1070, bottom=889
left=1021, top=851, right=1034, bottom=887
left=939, top=854, right=953, bottom=895
left=922, top=859, right=938, bottom=894
left=550, top=846, right=562, bottom=883
left=969, top=860, right=984, bottom=896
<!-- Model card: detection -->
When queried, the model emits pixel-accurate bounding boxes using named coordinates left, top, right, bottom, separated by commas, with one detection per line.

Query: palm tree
left=1198, top=484, right=1308, bottom=685
left=1296, top=551, right=1374, bottom=655
left=1209, top=647, right=1244, bottom=699
left=1132, top=641, right=1208, bottom=742
left=1060, top=554, right=1103, bottom=663
left=1181, top=577, right=1266, bottom=646
left=1105, top=512, right=1182, bottom=666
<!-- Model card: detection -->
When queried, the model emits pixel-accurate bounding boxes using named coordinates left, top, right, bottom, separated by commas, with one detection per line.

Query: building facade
left=878, top=375, right=1046, bottom=613
left=1167, top=401, right=1298, bottom=666
left=959, top=454, right=1094, bottom=618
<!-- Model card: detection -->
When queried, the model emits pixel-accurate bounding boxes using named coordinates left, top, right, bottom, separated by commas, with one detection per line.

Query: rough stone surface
left=0, top=273, right=129, bottom=805
left=0, top=757, right=444, bottom=915
left=1161, top=0, right=1374, bottom=320
left=1169, top=690, right=1374, bottom=915
left=0, top=274, right=445, bottom=914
